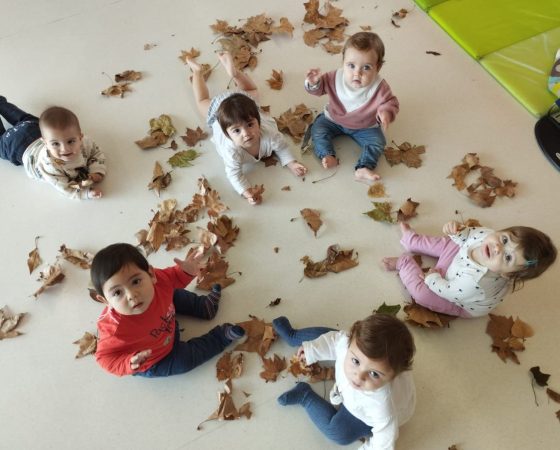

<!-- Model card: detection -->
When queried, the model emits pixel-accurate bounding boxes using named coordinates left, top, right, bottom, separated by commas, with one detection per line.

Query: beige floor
left=2, top=1, right=559, bottom=449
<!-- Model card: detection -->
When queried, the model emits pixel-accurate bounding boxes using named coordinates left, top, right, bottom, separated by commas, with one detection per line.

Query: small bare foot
left=322, top=155, right=338, bottom=169
left=382, top=257, right=398, bottom=271
left=354, top=167, right=381, bottom=184
left=186, top=58, right=202, bottom=73
left=399, top=221, right=411, bottom=235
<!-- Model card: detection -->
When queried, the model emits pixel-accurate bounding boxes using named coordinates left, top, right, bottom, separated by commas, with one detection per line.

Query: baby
left=0, top=97, right=105, bottom=199
left=305, top=32, right=398, bottom=183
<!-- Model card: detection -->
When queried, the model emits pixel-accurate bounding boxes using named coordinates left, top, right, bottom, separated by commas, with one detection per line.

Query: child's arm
left=218, top=52, right=258, bottom=101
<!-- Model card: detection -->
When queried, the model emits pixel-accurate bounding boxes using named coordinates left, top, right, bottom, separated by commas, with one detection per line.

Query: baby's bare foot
left=354, top=167, right=381, bottom=184
left=322, top=155, right=338, bottom=169
left=186, top=58, right=202, bottom=72
left=382, top=257, right=398, bottom=271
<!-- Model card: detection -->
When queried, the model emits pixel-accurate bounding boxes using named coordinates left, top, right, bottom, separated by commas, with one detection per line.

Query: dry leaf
left=33, top=264, right=65, bottom=298
left=235, top=316, right=276, bottom=357
left=216, top=351, right=244, bottom=381
left=147, top=161, right=172, bottom=197
left=260, top=354, right=287, bottom=382
left=0, top=306, right=26, bottom=340
left=300, top=208, right=323, bottom=236
left=59, top=244, right=94, bottom=269
left=115, top=70, right=142, bottom=82
left=73, top=331, right=97, bottom=358
left=198, top=379, right=251, bottom=430
left=27, top=236, right=42, bottom=274
left=181, top=126, right=208, bottom=146
left=266, top=69, right=284, bottom=90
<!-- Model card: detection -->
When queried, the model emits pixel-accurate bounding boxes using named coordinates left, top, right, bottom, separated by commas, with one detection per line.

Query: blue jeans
left=0, top=97, right=41, bottom=166
left=310, top=113, right=386, bottom=170
left=273, top=317, right=372, bottom=444
left=135, top=289, right=230, bottom=378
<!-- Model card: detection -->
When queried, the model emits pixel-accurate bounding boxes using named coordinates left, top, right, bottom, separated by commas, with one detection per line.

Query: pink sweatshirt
left=305, top=69, right=399, bottom=129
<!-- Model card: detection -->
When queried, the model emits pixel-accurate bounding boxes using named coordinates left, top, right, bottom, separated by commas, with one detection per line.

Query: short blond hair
left=39, top=106, right=81, bottom=132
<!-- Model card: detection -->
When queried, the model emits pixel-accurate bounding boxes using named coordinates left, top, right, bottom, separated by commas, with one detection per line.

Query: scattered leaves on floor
left=27, top=236, right=42, bottom=274
left=384, top=141, right=426, bottom=168
left=486, top=314, right=533, bottom=364
left=0, top=306, right=26, bottom=340
left=181, top=126, right=208, bottom=146
left=300, top=208, right=323, bottom=236
left=216, top=351, right=244, bottom=381
left=403, top=302, right=456, bottom=328
left=235, top=316, right=276, bottom=357
left=275, top=104, right=315, bottom=143
left=530, top=366, right=550, bottom=387
left=59, top=244, right=93, bottom=269
left=198, top=379, right=251, bottom=430
left=267, top=69, right=284, bottom=90
left=135, top=114, right=176, bottom=149
left=373, top=302, right=401, bottom=316
left=73, top=331, right=97, bottom=358
left=288, top=355, right=335, bottom=382
left=147, top=161, right=172, bottom=197
left=33, top=263, right=65, bottom=298
left=197, top=252, right=236, bottom=290
left=260, top=354, right=287, bottom=382
left=168, top=149, right=201, bottom=168
left=301, top=244, right=359, bottom=278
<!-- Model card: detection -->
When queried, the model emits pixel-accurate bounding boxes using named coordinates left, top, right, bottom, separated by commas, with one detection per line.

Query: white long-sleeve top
left=424, top=227, right=511, bottom=317
left=302, top=331, right=416, bottom=450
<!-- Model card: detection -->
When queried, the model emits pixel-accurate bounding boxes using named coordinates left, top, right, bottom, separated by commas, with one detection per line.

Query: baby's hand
left=130, top=349, right=151, bottom=370
left=296, top=346, right=307, bottom=363
left=442, top=220, right=462, bottom=235
left=88, top=173, right=104, bottom=183
left=174, top=246, right=205, bottom=276
left=287, top=160, right=308, bottom=177
left=378, top=111, right=391, bottom=131
left=306, top=68, right=322, bottom=86
left=87, top=188, right=103, bottom=199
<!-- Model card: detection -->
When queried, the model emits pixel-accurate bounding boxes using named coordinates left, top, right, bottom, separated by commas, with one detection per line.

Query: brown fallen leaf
left=0, top=306, right=26, bottom=340
left=147, top=161, right=172, bottom=197
left=115, top=70, right=142, bottom=83
left=266, top=69, right=284, bottom=90
left=181, top=126, right=208, bottom=146
left=403, top=302, right=456, bottom=328
left=33, top=264, right=65, bottom=298
left=260, top=354, right=287, bottom=382
left=216, top=351, right=244, bottom=381
left=397, top=198, right=419, bottom=222
left=198, top=379, right=251, bottom=430
left=59, top=244, right=94, bottom=269
left=235, top=316, right=276, bottom=357
left=27, top=236, right=42, bottom=274
left=197, top=253, right=236, bottom=291
left=300, top=208, right=323, bottom=236
left=73, top=331, right=97, bottom=358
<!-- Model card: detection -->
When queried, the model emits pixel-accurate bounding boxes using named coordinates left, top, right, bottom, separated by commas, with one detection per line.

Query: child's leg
left=278, top=383, right=371, bottom=445
left=136, top=322, right=244, bottom=377
left=396, top=254, right=471, bottom=317
left=186, top=59, right=212, bottom=118
left=272, top=316, right=335, bottom=347
left=0, top=97, right=38, bottom=126
left=350, top=126, right=386, bottom=181
left=310, top=114, right=344, bottom=168
left=172, top=285, right=221, bottom=320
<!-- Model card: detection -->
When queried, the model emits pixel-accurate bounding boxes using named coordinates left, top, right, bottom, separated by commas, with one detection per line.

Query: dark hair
left=349, top=314, right=415, bottom=375
left=343, top=32, right=385, bottom=69
left=217, top=93, right=260, bottom=138
left=502, top=226, right=557, bottom=291
left=91, top=243, right=150, bottom=297
left=39, top=106, right=81, bottom=132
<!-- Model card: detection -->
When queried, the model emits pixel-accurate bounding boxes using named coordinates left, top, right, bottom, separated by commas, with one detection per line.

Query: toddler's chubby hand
left=242, top=187, right=263, bottom=206
left=88, top=173, right=104, bottom=183
left=296, top=346, right=307, bottom=364
left=87, top=188, right=103, bottom=199
left=442, top=220, right=462, bottom=235
left=174, top=246, right=205, bottom=276
left=306, top=68, right=322, bottom=86
left=130, top=349, right=151, bottom=370
left=287, top=160, right=308, bottom=177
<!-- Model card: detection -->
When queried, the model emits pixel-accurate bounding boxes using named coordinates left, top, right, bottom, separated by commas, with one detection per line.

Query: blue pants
left=310, top=113, right=386, bottom=170
left=273, top=317, right=372, bottom=444
left=0, top=97, right=41, bottom=166
left=135, top=289, right=230, bottom=378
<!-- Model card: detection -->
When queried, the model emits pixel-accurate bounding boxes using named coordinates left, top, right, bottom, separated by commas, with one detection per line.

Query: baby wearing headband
left=382, top=221, right=557, bottom=317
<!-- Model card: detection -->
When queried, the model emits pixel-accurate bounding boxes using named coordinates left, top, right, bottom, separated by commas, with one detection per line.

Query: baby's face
left=343, top=338, right=395, bottom=392
left=226, top=118, right=260, bottom=150
left=41, top=125, right=83, bottom=162
left=342, top=47, right=379, bottom=89
left=470, top=231, right=527, bottom=276
left=99, top=264, right=156, bottom=315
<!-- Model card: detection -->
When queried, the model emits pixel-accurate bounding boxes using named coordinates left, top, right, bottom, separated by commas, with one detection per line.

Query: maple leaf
left=147, top=161, right=172, bottom=197
left=207, top=215, right=239, bottom=254
left=59, top=244, right=93, bottom=269
left=260, top=354, right=287, bottom=382
left=397, top=198, right=419, bottom=222
left=266, top=69, right=284, bottom=90
left=178, top=47, right=201, bottom=64
left=27, top=236, right=42, bottom=274
left=168, top=149, right=201, bottom=168
left=33, top=264, right=65, bottom=298
left=404, top=302, right=456, bottom=328
left=216, top=351, right=244, bottom=381
left=114, top=70, right=142, bottom=82
left=374, top=302, right=401, bottom=316
left=367, top=183, right=386, bottom=198
left=198, top=379, right=251, bottom=430
left=384, top=141, right=426, bottom=168
left=261, top=155, right=279, bottom=167
left=181, top=126, right=208, bottom=146
left=197, top=253, right=235, bottom=291
left=101, top=83, right=131, bottom=98
left=235, top=316, right=276, bottom=357
left=529, top=366, right=550, bottom=387
left=363, top=202, right=395, bottom=223
left=73, top=331, right=97, bottom=358
left=275, top=104, right=314, bottom=143
left=0, top=306, right=26, bottom=340
left=300, top=208, right=323, bottom=236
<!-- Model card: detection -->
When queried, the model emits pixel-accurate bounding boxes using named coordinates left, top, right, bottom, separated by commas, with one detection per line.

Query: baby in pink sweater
left=305, top=32, right=399, bottom=183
